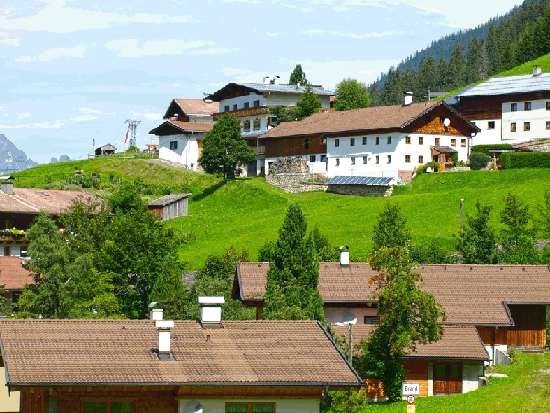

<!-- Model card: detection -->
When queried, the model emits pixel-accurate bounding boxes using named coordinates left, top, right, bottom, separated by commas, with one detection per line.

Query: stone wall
left=266, top=173, right=328, bottom=194
left=327, top=184, right=393, bottom=197
left=268, top=156, right=308, bottom=174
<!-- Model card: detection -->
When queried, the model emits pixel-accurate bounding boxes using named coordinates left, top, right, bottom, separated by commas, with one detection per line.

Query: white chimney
left=297, top=81, right=301, bottom=88
left=199, top=296, right=225, bottom=327
left=339, top=246, right=350, bottom=267
left=263, top=76, right=270, bottom=84
left=156, top=320, right=174, bottom=359
left=534, top=65, right=542, bottom=76
left=404, top=92, right=413, bottom=106
left=274, top=76, right=280, bottom=85
left=1, top=181, right=13, bottom=195
left=150, top=308, right=163, bottom=321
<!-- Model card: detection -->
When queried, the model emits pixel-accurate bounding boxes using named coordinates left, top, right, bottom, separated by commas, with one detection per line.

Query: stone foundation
left=266, top=173, right=328, bottom=194
left=327, top=184, right=393, bottom=197
left=268, top=156, right=308, bottom=174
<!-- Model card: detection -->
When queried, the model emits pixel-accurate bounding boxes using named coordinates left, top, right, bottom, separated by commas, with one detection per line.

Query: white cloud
left=79, top=107, right=102, bottom=114
left=131, top=111, right=163, bottom=120
left=301, top=7, right=313, bottom=12
left=281, top=3, right=297, bottom=8
left=333, top=6, right=351, bottom=11
left=266, top=32, right=278, bottom=36
left=0, top=120, right=64, bottom=129
left=300, top=29, right=400, bottom=38
left=14, top=56, right=36, bottom=62
left=0, top=106, right=7, bottom=110
left=71, top=114, right=98, bottom=122
left=18, top=113, right=31, bottom=119
left=38, top=44, right=86, bottom=61
left=105, top=39, right=230, bottom=57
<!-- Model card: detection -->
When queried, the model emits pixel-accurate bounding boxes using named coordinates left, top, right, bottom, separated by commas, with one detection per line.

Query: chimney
left=1, top=181, right=13, bottom=195
left=533, top=65, right=542, bottom=76
left=156, top=320, right=175, bottom=360
left=148, top=302, right=163, bottom=320
left=339, top=246, right=350, bottom=267
left=199, top=296, right=225, bottom=327
left=297, top=81, right=301, bottom=88
left=263, top=76, right=270, bottom=85
left=274, top=76, right=280, bottom=85
left=403, top=92, right=413, bottom=106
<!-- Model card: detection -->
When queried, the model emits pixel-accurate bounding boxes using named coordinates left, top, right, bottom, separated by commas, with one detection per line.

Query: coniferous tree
left=149, top=255, right=188, bottom=320
left=295, top=85, right=321, bottom=120
left=500, top=193, right=539, bottom=264
left=466, top=37, right=481, bottom=84
left=368, top=83, right=382, bottom=107
left=459, top=202, right=499, bottom=264
left=417, top=56, right=436, bottom=100
left=448, top=41, right=466, bottom=88
left=289, top=64, right=307, bottom=85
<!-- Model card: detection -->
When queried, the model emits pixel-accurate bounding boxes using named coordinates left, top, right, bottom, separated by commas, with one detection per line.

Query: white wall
left=463, top=361, right=484, bottom=393
left=470, top=119, right=502, bottom=146
left=159, top=133, right=203, bottom=171
left=484, top=344, right=507, bottom=366
left=220, top=91, right=331, bottom=112
left=178, top=399, right=319, bottom=413
left=0, top=367, right=20, bottom=412
left=220, top=93, right=264, bottom=112
left=326, top=133, right=469, bottom=179
left=0, top=244, right=24, bottom=256
left=188, top=114, right=215, bottom=124
left=240, top=114, right=269, bottom=137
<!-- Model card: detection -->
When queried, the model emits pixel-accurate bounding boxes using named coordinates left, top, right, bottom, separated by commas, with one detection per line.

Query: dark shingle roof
left=431, top=145, right=458, bottom=153
left=149, top=121, right=213, bottom=136
left=148, top=193, right=191, bottom=207
left=327, top=176, right=393, bottom=186
left=207, top=83, right=333, bottom=102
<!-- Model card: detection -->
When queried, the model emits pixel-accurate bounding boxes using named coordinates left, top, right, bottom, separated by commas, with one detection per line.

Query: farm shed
left=148, top=193, right=191, bottom=221
left=95, top=143, right=116, bottom=157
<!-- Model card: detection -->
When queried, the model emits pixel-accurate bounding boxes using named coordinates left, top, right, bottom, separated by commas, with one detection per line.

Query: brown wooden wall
left=476, top=326, right=508, bottom=346
left=460, top=91, right=550, bottom=120
left=405, top=104, right=474, bottom=137
left=265, top=135, right=326, bottom=158
left=507, top=304, right=546, bottom=348
left=0, top=212, right=39, bottom=232
left=363, top=359, right=429, bottom=398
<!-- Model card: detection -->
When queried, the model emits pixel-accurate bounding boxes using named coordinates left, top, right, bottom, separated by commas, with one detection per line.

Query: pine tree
left=500, top=193, right=539, bottom=264
left=289, top=64, right=307, bottom=85
left=459, top=202, right=499, bottom=264
left=295, top=85, right=321, bottom=120
left=435, top=57, right=450, bottom=91
left=466, top=37, right=481, bottom=84
left=417, top=56, right=436, bottom=100
left=448, top=41, right=466, bottom=88
left=149, top=255, right=188, bottom=320
left=368, top=83, right=382, bottom=107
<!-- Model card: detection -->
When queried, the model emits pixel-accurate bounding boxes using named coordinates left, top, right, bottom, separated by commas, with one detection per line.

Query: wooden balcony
left=213, top=106, right=270, bottom=120
left=0, top=233, right=27, bottom=243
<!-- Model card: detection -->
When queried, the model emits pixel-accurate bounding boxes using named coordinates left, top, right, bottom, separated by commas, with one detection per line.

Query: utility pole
left=125, top=119, right=141, bottom=149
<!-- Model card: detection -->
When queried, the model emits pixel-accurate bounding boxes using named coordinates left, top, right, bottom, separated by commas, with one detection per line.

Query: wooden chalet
left=148, top=193, right=191, bottom=221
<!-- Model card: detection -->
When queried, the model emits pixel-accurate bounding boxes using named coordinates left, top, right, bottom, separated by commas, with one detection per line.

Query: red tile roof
left=0, top=319, right=362, bottom=387
left=333, top=325, right=489, bottom=360
left=172, top=99, right=218, bottom=116
left=149, top=120, right=213, bottom=136
left=0, top=189, right=105, bottom=215
left=0, top=257, right=35, bottom=290
left=235, top=263, right=550, bottom=326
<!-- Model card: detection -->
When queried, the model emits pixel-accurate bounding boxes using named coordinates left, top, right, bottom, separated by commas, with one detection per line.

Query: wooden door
left=434, top=363, right=463, bottom=395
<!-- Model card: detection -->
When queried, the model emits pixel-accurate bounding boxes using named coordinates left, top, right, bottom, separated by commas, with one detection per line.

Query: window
left=226, top=403, right=274, bottom=413
left=376, top=155, right=379, bottom=164
left=547, top=102, right=550, bottom=111
left=511, top=122, right=516, bottom=132
left=243, top=120, right=251, bottom=132
left=350, top=138, right=355, bottom=146
left=363, top=156, right=367, bottom=164
left=405, top=155, right=411, bottom=163
left=375, top=137, right=379, bottom=145
left=4, top=220, right=11, bottom=230
left=304, top=138, right=309, bottom=149
left=419, top=136, right=424, bottom=145
left=524, top=102, right=532, bottom=111
left=435, top=138, right=440, bottom=145
left=254, top=100, right=260, bottom=108
left=20, top=246, right=27, bottom=258
left=405, top=136, right=411, bottom=144
left=387, top=136, right=391, bottom=145
left=335, top=158, right=340, bottom=166
left=233, top=104, right=237, bottom=111
left=364, top=316, right=380, bottom=325
left=224, top=105, right=229, bottom=112
left=169, top=141, right=178, bottom=150
left=511, top=103, right=517, bottom=112
left=362, top=137, right=367, bottom=145
left=84, top=401, right=133, bottom=413
left=321, top=155, right=327, bottom=162
left=387, top=155, right=391, bottom=164
left=4, top=246, right=10, bottom=256
left=322, top=137, right=327, bottom=144
left=351, top=157, right=356, bottom=165
left=524, top=122, right=530, bottom=131
left=253, top=118, right=261, bottom=131
left=451, top=139, right=456, bottom=147
left=419, top=155, right=424, bottom=164
left=335, top=139, right=339, bottom=147
left=244, top=102, right=250, bottom=109
left=488, top=121, right=495, bottom=130
left=547, top=121, right=550, bottom=130
left=310, top=155, right=316, bottom=162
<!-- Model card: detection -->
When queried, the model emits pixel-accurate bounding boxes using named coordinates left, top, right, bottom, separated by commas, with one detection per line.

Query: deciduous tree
left=371, top=204, right=411, bottom=252
left=334, top=78, right=370, bottom=111
left=459, top=202, right=499, bottom=264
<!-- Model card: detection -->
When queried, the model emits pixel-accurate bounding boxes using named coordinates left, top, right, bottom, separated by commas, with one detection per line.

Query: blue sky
left=1, top=0, right=521, bottom=163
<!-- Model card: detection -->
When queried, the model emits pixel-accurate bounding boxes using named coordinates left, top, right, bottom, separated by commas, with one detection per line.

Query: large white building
left=149, top=99, right=218, bottom=171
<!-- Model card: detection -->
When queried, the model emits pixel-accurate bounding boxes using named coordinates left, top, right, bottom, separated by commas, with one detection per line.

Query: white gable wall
left=159, top=133, right=203, bottom=171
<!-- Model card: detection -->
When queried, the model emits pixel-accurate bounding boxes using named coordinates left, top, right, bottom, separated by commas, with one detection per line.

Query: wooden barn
left=95, top=143, right=116, bottom=157
left=148, top=193, right=191, bottom=221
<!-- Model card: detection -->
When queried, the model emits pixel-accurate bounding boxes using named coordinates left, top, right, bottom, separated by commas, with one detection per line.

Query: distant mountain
left=0, top=134, right=39, bottom=175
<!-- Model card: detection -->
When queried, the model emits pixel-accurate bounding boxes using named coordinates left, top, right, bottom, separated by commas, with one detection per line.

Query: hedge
left=471, top=144, right=514, bottom=157
left=500, top=152, right=550, bottom=169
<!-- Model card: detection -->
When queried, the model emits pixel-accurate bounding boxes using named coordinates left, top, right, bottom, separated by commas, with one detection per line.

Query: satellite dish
left=183, top=401, right=203, bottom=413
left=327, top=309, right=358, bottom=326
left=443, top=118, right=451, bottom=127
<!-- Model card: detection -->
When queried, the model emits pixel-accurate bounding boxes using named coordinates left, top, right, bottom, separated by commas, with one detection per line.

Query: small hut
left=95, top=144, right=116, bottom=157
left=148, top=193, right=191, bottom=221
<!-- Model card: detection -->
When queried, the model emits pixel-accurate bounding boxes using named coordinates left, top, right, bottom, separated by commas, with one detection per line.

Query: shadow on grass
left=192, top=181, right=227, bottom=202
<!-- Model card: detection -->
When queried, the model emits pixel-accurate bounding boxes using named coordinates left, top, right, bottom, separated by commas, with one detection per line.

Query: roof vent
left=263, top=76, right=270, bottom=85
left=339, top=246, right=350, bottom=267
left=1, top=181, right=13, bottom=195
left=198, top=296, right=225, bottom=327
left=533, top=65, right=542, bottom=76
left=403, top=92, right=413, bottom=106
left=156, top=320, right=175, bottom=361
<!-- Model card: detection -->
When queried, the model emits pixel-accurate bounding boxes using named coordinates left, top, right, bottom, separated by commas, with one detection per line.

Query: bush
left=501, top=152, right=550, bottom=169
left=469, top=152, right=490, bottom=170
left=415, top=161, right=440, bottom=175
left=471, top=144, right=514, bottom=157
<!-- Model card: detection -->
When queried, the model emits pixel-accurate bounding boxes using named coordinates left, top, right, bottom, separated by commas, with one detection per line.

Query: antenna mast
left=124, top=119, right=141, bottom=148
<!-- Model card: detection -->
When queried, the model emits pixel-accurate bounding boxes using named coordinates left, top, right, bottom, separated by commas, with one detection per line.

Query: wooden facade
left=405, top=104, right=475, bottom=137
left=459, top=91, right=550, bottom=120
left=363, top=360, right=430, bottom=399
left=265, top=135, right=326, bottom=158
left=148, top=196, right=189, bottom=221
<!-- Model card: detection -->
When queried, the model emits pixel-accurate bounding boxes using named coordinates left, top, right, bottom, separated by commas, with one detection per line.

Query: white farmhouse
left=149, top=99, right=218, bottom=171
left=455, top=65, right=550, bottom=146
left=206, top=78, right=333, bottom=176
left=262, top=96, right=480, bottom=180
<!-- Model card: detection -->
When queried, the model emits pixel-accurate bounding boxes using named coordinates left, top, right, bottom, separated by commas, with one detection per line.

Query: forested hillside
left=370, top=0, right=550, bottom=107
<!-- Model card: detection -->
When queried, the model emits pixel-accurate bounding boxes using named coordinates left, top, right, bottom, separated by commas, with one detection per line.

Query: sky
left=1, top=0, right=523, bottom=164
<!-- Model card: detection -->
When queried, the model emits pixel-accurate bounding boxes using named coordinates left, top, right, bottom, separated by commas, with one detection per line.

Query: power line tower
left=124, top=119, right=141, bottom=148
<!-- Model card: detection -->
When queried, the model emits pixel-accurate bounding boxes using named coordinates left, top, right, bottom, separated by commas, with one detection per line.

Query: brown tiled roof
left=0, top=257, right=36, bottom=290
left=149, top=120, right=213, bottom=135
left=0, top=189, right=105, bottom=215
left=332, top=325, right=489, bottom=360
left=262, top=101, right=478, bottom=139
left=173, top=99, right=218, bottom=116
left=0, top=319, right=362, bottom=387
left=235, top=263, right=550, bottom=326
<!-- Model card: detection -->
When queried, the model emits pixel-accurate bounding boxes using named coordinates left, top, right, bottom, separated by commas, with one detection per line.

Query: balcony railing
left=213, top=106, right=270, bottom=120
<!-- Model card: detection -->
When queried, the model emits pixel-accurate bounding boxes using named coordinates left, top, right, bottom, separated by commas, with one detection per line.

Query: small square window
left=364, top=316, right=380, bottom=325
left=362, top=137, right=367, bottom=145
left=375, top=137, right=379, bottom=145
left=254, top=100, right=260, bottom=108
left=350, top=138, right=355, bottom=146
left=376, top=155, right=379, bottom=164
left=169, top=141, right=178, bottom=150
left=351, top=157, right=355, bottom=165
left=335, top=158, right=340, bottom=166
left=232, top=104, right=237, bottom=111
left=405, top=136, right=411, bottom=144
left=244, top=121, right=250, bottom=132
left=310, top=155, right=316, bottom=162
left=451, top=139, right=456, bottom=147
left=405, top=155, right=411, bottom=163
left=363, top=156, right=367, bottom=164
left=253, top=118, right=261, bottom=131
left=546, top=121, right=550, bottom=130
left=387, top=155, right=391, bottom=164
left=224, top=106, right=229, bottom=112
left=387, top=136, right=391, bottom=144
left=461, top=139, right=466, bottom=147
left=244, top=102, right=250, bottom=109
left=524, top=122, right=530, bottom=131
left=322, top=137, right=327, bottom=144
left=419, top=155, right=424, bottom=164
left=335, top=139, right=339, bottom=147
left=321, top=155, right=327, bottom=162
left=511, top=103, right=517, bottom=112
left=488, top=121, right=495, bottom=130
left=304, top=138, right=309, bottom=149
left=419, top=137, right=423, bottom=145
left=546, top=102, right=550, bottom=111
left=524, top=102, right=532, bottom=111
left=511, top=122, right=516, bottom=132
left=435, top=138, right=440, bottom=145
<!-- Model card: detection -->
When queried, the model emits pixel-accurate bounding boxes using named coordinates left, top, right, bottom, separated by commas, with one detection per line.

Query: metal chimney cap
left=148, top=301, right=159, bottom=308
left=198, top=296, right=225, bottom=305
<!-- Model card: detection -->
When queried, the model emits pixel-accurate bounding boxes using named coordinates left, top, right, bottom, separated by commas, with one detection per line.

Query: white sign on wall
left=402, top=382, right=420, bottom=396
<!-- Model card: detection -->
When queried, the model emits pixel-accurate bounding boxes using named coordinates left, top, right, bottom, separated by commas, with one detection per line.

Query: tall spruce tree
left=289, top=64, right=307, bottom=85
left=263, top=204, right=324, bottom=321
left=459, top=202, right=499, bottom=264
left=149, top=255, right=188, bottom=320
left=500, top=193, right=539, bottom=264
left=368, top=83, right=382, bottom=107
left=448, top=41, right=466, bottom=88
left=295, top=85, right=321, bottom=120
